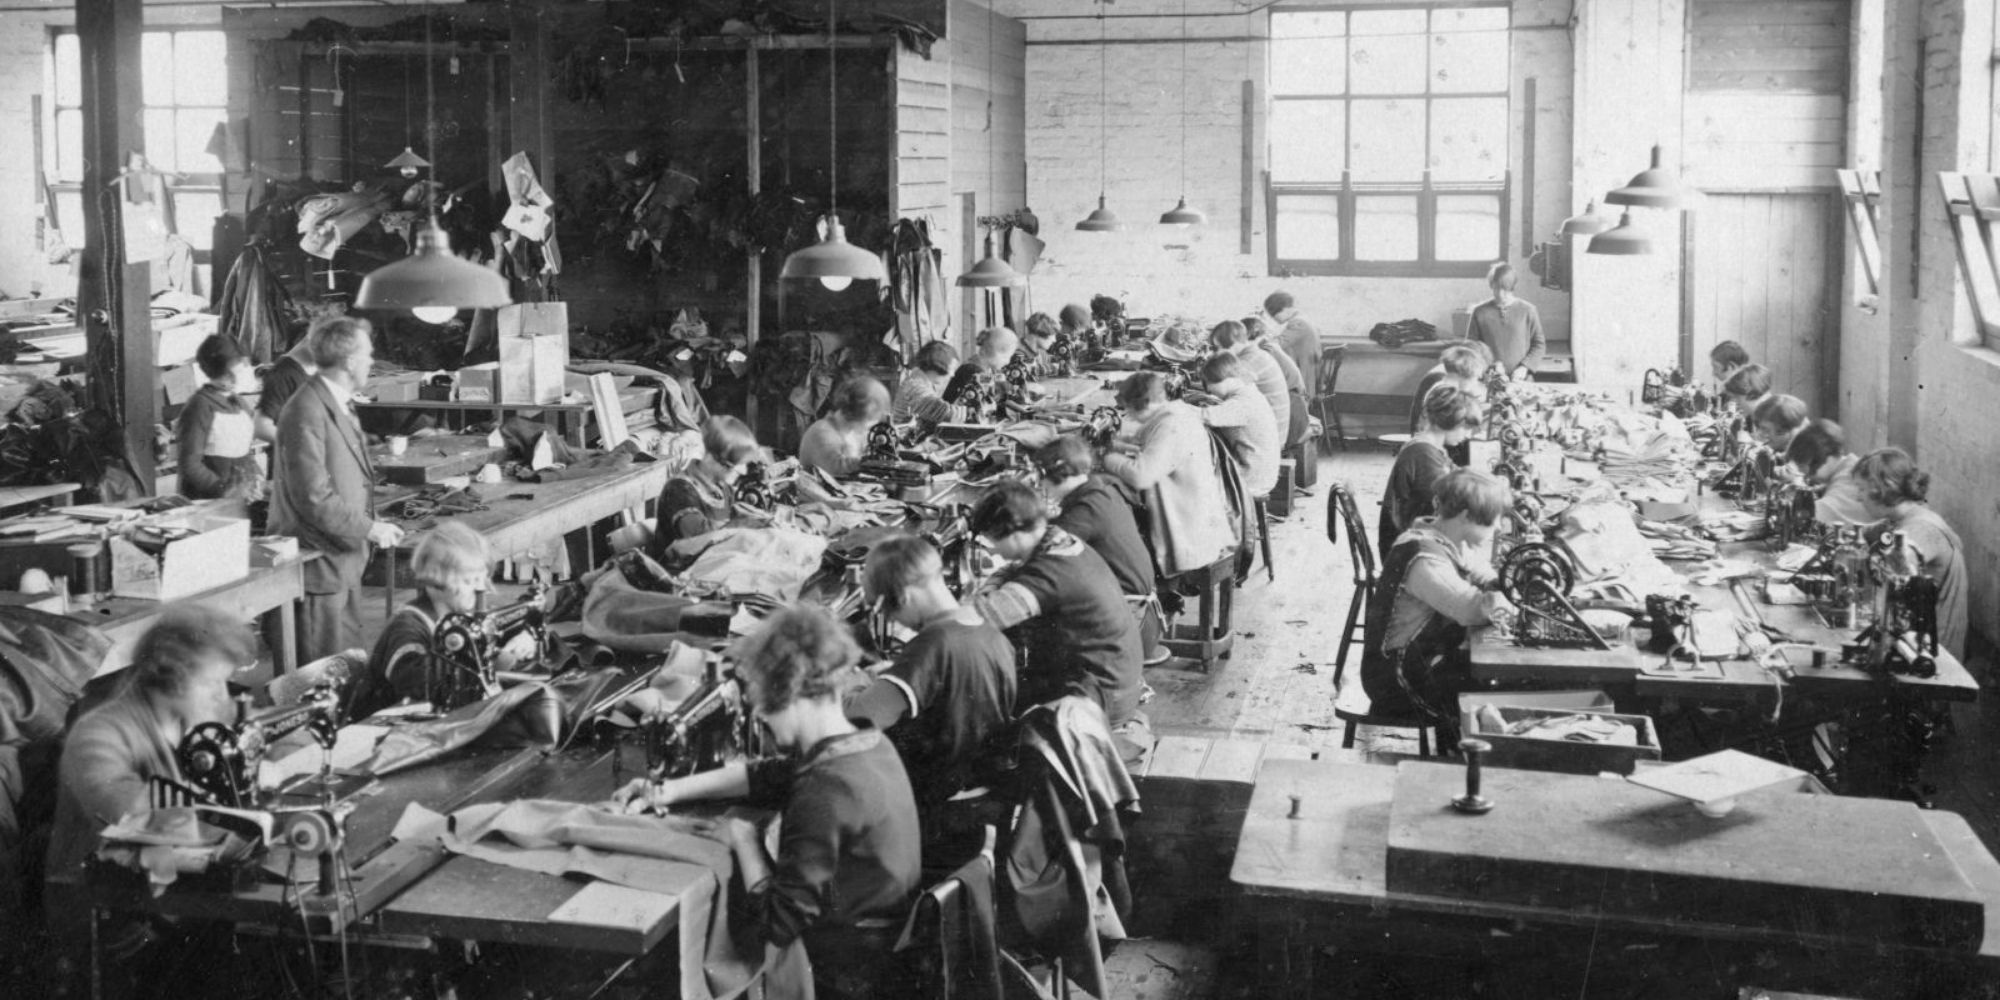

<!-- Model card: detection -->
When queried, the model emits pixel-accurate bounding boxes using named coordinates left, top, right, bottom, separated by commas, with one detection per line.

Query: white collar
left=319, top=374, right=354, bottom=407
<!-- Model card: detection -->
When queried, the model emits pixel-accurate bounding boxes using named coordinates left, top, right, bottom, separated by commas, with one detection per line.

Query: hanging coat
left=215, top=242, right=292, bottom=364
left=889, top=218, right=947, bottom=361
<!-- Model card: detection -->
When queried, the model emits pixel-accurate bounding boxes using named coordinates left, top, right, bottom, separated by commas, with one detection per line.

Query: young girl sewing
left=1853, top=448, right=1968, bottom=660
left=1380, top=384, right=1485, bottom=564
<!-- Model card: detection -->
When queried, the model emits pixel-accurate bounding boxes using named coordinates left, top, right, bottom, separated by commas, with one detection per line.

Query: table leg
left=273, top=598, right=298, bottom=675
left=385, top=547, right=397, bottom=618
left=1254, top=908, right=1316, bottom=994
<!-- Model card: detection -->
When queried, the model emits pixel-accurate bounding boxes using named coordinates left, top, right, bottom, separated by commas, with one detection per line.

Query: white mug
left=387, top=435, right=409, bottom=457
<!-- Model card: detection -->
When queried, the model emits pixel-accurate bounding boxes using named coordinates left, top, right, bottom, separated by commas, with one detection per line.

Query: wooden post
left=508, top=0, right=555, bottom=187
left=745, top=45, right=762, bottom=431
left=76, top=0, right=157, bottom=491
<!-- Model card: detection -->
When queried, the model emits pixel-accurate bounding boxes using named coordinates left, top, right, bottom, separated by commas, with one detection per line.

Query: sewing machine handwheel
left=282, top=811, right=337, bottom=857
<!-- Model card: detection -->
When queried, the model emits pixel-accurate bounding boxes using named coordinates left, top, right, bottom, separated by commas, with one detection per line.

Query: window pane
left=1274, top=194, right=1341, bottom=261
left=1349, top=11, right=1428, bottom=94
left=1429, top=97, right=1508, bottom=181
left=56, top=191, right=86, bottom=247
left=142, top=33, right=174, bottom=107
left=1436, top=194, right=1502, bottom=260
left=144, top=109, right=178, bottom=171
left=1431, top=29, right=1509, bottom=93
left=54, top=33, right=81, bottom=108
left=1354, top=196, right=1419, bottom=260
left=55, top=109, right=83, bottom=183
left=1433, top=7, right=1509, bottom=33
left=177, top=109, right=226, bottom=174
left=1348, top=100, right=1426, bottom=181
left=1270, top=100, right=1344, bottom=182
left=174, top=32, right=228, bottom=105
left=172, top=190, right=222, bottom=250
left=1270, top=12, right=1344, bottom=95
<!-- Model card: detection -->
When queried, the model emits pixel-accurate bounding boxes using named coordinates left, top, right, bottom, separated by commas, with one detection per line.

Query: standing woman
left=649, top=416, right=762, bottom=564
left=176, top=334, right=265, bottom=500
left=1100, top=372, right=1237, bottom=580
left=1853, top=448, right=1968, bottom=660
left=1381, top=384, right=1484, bottom=564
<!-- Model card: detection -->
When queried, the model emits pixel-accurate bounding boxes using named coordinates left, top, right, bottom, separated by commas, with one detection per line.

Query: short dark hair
left=969, top=479, right=1047, bottom=539
left=702, top=416, right=760, bottom=465
left=862, top=534, right=942, bottom=606
left=1116, top=371, right=1167, bottom=411
left=1853, top=447, right=1931, bottom=506
left=1722, top=364, right=1772, bottom=401
left=1058, top=303, right=1091, bottom=332
left=1026, top=312, right=1059, bottom=341
left=307, top=315, right=372, bottom=370
left=128, top=602, right=257, bottom=698
left=914, top=340, right=958, bottom=376
left=1262, top=291, right=1294, bottom=315
left=1487, top=262, right=1517, bottom=290
left=1034, top=435, right=1095, bottom=481
left=1787, top=419, right=1848, bottom=474
left=1433, top=469, right=1510, bottom=526
left=1750, top=394, right=1809, bottom=436
left=731, top=605, right=864, bottom=715
left=1440, top=344, right=1486, bottom=380
left=829, top=376, right=888, bottom=423
left=195, top=334, right=247, bottom=380
left=1209, top=320, right=1250, bottom=351
left=1710, top=340, right=1750, bottom=369
left=1200, top=351, right=1244, bottom=384
left=1422, top=383, right=1483, bottom=432
left=1240, top=315, right=1268, bottom=340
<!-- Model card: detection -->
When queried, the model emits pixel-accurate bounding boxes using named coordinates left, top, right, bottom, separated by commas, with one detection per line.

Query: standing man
left=271, top=316, right=404, bottom=661
left=1264, top=290, right=1323, bottom=400
left=1466, top=262, right=1545, bottom=381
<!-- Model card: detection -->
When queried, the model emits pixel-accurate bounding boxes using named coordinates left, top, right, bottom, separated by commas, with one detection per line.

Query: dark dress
left=1053, top=474, right=1155, bottom=597
left=174, top=384, right=261, bottom=499
left=256, top=355, right=311, bottom=426
left=1378, top=440, right=1455, bottom=563
left=346, top=599, right=443, bottom=720
left=866, top=615, right=1019, bottom=810
left=987, top=530, right=1144, bottom=726
left=647, top=467, right=734, bottom=564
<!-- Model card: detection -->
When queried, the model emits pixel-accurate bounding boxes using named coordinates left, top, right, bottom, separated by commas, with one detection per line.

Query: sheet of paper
left=544, top=880, right=678, bottom=933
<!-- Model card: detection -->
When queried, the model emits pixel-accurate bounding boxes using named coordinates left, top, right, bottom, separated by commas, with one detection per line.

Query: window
left=1268, top=4, right=1510, bottom=277
left=44, top=29, right=229, bottom=255
left=1836, top=168, right=1883, bottom=304
left=1939, top=173, right=2000, bottom=351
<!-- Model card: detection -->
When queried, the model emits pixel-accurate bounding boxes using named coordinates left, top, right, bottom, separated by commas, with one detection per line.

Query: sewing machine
left=858, top=421, right=933, bottom=488
left=645, top=656, right=763, bottom=781
left=1084, top=405, right=1122, bottom=449
left=1843, top=529, right=1943, bottom=678
left=734, top=461, right=777, bottom=512
left=1713, top=443, right=1776, bottom=501
left=1764, top=479, right=1821, bottom=551
left=168, top=682, right=346, bottom=810
left=429, top=580, right=552, bottom=713
left=1793, top=525, right=1877, bottom=630
left=1497, top=541, right=1614, bottom=650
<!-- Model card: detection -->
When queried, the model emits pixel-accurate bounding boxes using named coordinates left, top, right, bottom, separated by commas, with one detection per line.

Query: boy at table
left=614, top=606, right=920, bottom=1000
left=1361, top=469, right=1517, bottom=746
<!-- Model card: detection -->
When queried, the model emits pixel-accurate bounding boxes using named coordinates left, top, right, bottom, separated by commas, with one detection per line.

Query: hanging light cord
left=1178, top=0, right=1188, bottom=201
left=1097, top=5, right=1108, bottom=199
left=424, top=3, right=437, bottom=221
left=828, top=0, right=840, bottom=224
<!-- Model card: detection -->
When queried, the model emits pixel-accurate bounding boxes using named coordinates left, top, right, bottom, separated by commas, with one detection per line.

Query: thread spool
left=66, top=541, right=103, bottom=598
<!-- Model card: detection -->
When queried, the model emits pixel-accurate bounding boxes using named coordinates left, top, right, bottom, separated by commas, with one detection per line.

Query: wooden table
left=72, top=555, right=308, bottom=677
left=0, top=481, right=79, bottom=514
left=1230, top=757, right=2000, bottom=995
left=379, top=459, right=671, bottom=613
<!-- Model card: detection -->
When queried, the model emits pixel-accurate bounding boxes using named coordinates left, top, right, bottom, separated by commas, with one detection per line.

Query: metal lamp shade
left=956, top=253, right=1026, bottom=288
left=1158, top=198, right=1206, bottom=227
left=780, top=216, right=886, bottom=285
left=1560, top=200, right=1614, bottom=236
left=1586, top=211, right=1653, bottom=256
left=385, top=147, right=430, bottom=173
left=1605, top=145, right=1681, bottom=210
left=1076, top=195, right=1124, bottom=232
left=355, top=223, right=513, bottom=311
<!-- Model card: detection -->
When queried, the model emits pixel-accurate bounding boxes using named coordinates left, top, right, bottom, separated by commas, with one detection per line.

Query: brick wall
left=1006, top=0, right=1574, bottom=343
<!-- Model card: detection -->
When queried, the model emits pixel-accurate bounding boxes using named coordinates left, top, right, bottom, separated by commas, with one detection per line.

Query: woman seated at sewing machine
left=1749, top=393, right=1810, bottom=458
left=648, top=416, right=761, bottom=565
left=1786, top=420, right=1873, bottom=526
left=1020, top=311, right=1061, bottom=376
left=1854, top=448, right=1968, bottom=660
left=1100, top=372, right=1237, bottom=584
left=1710, top=340, right=1751, bottom=383
left=1721, top=363, right=1774, bottom=413
left=1381, top=385, right=1485, bottom=564
left=613, top=606, right=921, bottom=1000
left=1361, top=470, right=1517, bottom=747
left=1192, top=352, right=1282, bottom=499
left=1410, top=341, right=1492, bottom=436
left=346, top=522, right=541, bottom=720
left=941, top=326, right=1022, bottom=422
left=891, top=341, right=973, bottom=430
left=44, top=603, right=257, bottom=981
left=1036, top=435, right=1168, bottom=665
left=798, top=376, right=890, bottom=478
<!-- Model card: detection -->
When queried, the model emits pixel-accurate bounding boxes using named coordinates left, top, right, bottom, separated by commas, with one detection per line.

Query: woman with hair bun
left=1853, top=448, right=1968, bottom=659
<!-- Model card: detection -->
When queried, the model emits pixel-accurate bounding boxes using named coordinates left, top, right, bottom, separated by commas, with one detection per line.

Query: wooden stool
left=1163, top=556, right=1237, bottom=672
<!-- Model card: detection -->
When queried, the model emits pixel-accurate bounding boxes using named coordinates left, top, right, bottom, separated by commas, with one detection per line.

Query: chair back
left=1330, top=483, right=1376, bottom=587
left=1316, top=345, right=1346, bottom=398
left=899, top=826, right=1001, bottom=1000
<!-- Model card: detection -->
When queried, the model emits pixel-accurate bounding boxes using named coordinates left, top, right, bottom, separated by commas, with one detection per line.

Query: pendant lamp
left=1605, top=145, right=1681, bottom=210
left=1158, top=0, right=1205, bottom=227
left=957, top=1, right=1025, bottom=288
left=384, top=58, right=428, bottom=179
left=357, top=10, right=512, bottom=320
left=1076, top=8, right=1122, bottom=232
left=781, top=0, right=887, bottom=291
left=1586, top=210, right=1653, bottom=256
left=1560, top=200, right=1613, bottom=236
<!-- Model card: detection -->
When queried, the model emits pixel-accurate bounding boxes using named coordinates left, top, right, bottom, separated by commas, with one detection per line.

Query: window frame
left=1937, top=172, right=2000, bottom=351
left=1266, top=2, right=1512, bottom=279
left=1836, top=168, right=1883, bottom=303
left=43, top=26, right=230, bottom=256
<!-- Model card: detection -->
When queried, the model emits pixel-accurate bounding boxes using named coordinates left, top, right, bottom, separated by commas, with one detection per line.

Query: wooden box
left=1384, top=762, right=1987, bottom=950
left=108, top=513, right=250, bottom=601
left=455, top=362, right=500, bottom=403
left=1460, top=690, right=1660, bottom=776
left=497, top=303, right=569, bottom=404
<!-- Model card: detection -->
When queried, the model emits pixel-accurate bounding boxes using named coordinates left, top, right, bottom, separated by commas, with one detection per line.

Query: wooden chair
left=1311, top=345, right=1348, bottom=451
left=1326, top=483, right=1433, bottom=756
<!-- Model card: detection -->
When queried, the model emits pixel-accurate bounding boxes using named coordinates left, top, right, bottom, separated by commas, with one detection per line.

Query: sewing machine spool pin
left=1452, top=740, right=1495, bottom=814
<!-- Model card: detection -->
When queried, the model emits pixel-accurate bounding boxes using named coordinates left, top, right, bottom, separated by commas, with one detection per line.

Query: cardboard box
left=367, top=373, right=425, bottom=403
left=455, top=362, right=500, bottom=403
left=1460, top=689, right=1661, bottom=776
left=497, top=303, right=569, bottom=404
left=108, top=513, right=251, bottom=601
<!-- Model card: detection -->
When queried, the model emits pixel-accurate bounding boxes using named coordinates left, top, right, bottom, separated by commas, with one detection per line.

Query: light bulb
left=400, top=165, right=421, bottom=180
left=819, top=276, right=854, bottom=292
left=412, top=306, right=458, bottom=324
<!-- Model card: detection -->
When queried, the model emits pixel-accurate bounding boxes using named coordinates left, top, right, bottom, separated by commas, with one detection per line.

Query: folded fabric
left=581, top=554, right=723, bottom=653
left=360, top=682, right=562, bottom=776
left=667, top=526, right=828, bottom=602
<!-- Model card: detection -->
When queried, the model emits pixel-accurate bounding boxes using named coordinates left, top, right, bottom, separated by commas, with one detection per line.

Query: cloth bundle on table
left=358, top=669, right=628, bottom=777
left=581, top=553, right=734, bottom=654
left=296, top=190, right=390, bottom=260
left=395, top=798, right=809, bottom=1000
left=666, top=526, right=828, bottom=603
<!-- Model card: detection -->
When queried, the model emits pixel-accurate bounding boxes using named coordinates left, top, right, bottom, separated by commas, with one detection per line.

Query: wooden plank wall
left=1690, top=192, right=1839, bottom=412
left=1683, top=0, right=1848, bottom=191
left=894, top=48, right=951, bottom=234
left=947, top=0, right=1025, bottom=342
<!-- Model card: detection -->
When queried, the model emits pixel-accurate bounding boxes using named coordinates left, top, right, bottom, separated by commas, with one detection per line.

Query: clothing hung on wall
left=889, top=218, right=947, bottom=360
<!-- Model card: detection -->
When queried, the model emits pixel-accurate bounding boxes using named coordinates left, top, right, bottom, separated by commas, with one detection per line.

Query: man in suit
left=271, top=316, right=404, bottom=661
